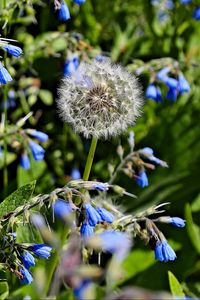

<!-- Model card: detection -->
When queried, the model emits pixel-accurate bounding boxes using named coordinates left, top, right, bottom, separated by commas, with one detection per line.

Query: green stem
left=83, top=137, right=98, bottom=181
left=3, top=83, right=8, bottom=198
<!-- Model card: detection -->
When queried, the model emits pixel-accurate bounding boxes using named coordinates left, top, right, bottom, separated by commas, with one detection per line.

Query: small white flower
left=57, top=59, right=143, bottom=139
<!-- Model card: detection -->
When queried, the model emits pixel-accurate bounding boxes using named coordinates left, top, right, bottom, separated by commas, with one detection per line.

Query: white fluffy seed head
left=57, top=59, right=143, bottom=139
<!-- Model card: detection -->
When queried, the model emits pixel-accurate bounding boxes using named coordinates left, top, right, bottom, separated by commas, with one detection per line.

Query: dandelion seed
left=57, top=59, right=143, bottom=139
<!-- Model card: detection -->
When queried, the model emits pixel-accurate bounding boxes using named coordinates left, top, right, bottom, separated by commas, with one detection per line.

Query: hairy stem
left=83, top=137, right=98, bottom=181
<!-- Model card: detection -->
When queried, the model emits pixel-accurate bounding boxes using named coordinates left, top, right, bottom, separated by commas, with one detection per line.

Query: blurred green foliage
left=0, top=0, right=200, bottom=298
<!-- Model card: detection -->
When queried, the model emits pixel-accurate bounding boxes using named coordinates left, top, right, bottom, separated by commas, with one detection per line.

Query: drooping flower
left=193, top=7, right=200, bottom=20
left=63, top=54, right=79, bottom=77
left=84, top=203, right=102, bottom=226
left=28, top=244, right=52, bottom=259
left=73, top=280, right=92, bottom=300
left=58, top=1, right=70, bottom=21
left=135, top=170, right=149, bottom=188
left=166, top=87, right=179, bottom=101
left=0, top=63, right=13, bottom=84
left=157, top=67, right=170, bottom=81
left=53, top=199, right=73, bottom=219
left=19, top=267, right=33, bottom=284
left=168, top=217, right=186, bottom=227
left=145, top=84, right=163, bottom=103
left=70, top=168, right=81, bottom=179
left=178, top=73, right=190, bottom=93
left=80, top=222, right=94, bottom=237
left=29, top=141, right=45, bottom=161
left=21, top=252, right=35, bottom=269
left=73, top=0, right=86, bottom=5
left=139, top=147, right=168, bottom=167
left=154, top=240, right=176, bottom=262
left=20, top=153, right=30, bottom=170
left=2, top=44, right=23, bottom=57
left=27, top=130, right=49, bottom=142
left=57, top=59, right=143, bottom=139
left=96, top=207, right=114, bottom=223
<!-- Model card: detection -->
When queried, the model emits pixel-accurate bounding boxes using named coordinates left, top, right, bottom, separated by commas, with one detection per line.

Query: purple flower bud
left=93, top=182, right=109, bottom=191
left=29, top=141, right=45, bottom=161
left=28, top=244, right=52, bottom=259
left=155, top=240, right=176, bottom=262
left=84, top=203, right=102, bottom=226
left=96, top=207, right=114, bottom=223
left=58, top=1, right=70, bottom=21
left=28, top=130, right=49, bottom=142
left=80, top=222, right=94, bottom=238
left=21, top=252, right=35, bottom=269
left=136, top=170, right=148, bottom=188
left=20, top=154, right=30, bottom=169
left=0, top=63, right=13, bottom=84
left=2, top=44, right=23, bottom=57
left=19, top=267, right=33, bottom=284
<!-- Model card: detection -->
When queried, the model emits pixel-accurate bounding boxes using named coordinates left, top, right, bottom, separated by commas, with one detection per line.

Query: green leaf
left=168, top=271, right=185, bottom=297
left=0, top=152, right=17, bottom=169
left=0, top=282, right=9, bottom=300
left=185, top=203, right=200, bottom=254
left=16, top=224, right=43, bottom=244
left=0, top=181, right=36, bottom=219
left=39, top=90, right=53, bottom=106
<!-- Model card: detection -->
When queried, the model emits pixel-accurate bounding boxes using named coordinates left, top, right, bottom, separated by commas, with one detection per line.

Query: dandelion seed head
left=57, top=59, right=143, bottom=139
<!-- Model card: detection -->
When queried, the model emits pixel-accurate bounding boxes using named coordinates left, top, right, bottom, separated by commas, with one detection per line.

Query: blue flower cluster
left=146, top=67, right=190, bottom=102
left=19, top=244, right=52, bottom=284
left=57, top=0, right=86, bottom=22
left=80, top=203, right=114, bottom=238
left=0, top=43, right=23, bottom=85
left=20, top=130, right=49, bottom=170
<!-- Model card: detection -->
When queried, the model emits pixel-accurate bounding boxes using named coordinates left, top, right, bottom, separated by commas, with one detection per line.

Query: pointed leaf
left=168, top=271, right=185, bottom=297
left=185, top=203, right=200, bottom=254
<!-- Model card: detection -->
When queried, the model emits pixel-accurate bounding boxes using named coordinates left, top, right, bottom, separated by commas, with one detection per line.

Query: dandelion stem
left=83, top=137, right=98, bottom=181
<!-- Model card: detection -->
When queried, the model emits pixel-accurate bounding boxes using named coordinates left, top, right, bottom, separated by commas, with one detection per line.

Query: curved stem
left=83, top=137, right=98, bottom=181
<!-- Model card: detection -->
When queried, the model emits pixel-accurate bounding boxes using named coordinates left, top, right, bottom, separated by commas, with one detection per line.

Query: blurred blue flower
left=98, top=230, right=131, bottom=259
left=21, top=252, right=35, bottom=269
left=166, top=87, right=179, bottom=101
left=146, top=84, right=163, bottom=103
left=29, top=244, right=52, bottom=259
left=169, top=217, right=186, bottom=227
left=2, top=44, right=23, bottom=57
left=84, top=203, right=102, bottom=226
left=20, top=154, right=30, bottom=170
left=73, top=280, right=92, bottom=300
left=58, top=1, right=70, bottom=21
left=155, top=240, right=176, bottom=262
left=165, top=0, right=174, bottom=9
left=53, top=199, right=73, bottom=219
left=96, top=207, right=114, bottom=223
left=19, top=267, right=33, bottom=284
left=164, top=77, right=179, bottom=89
left=70, top=168, right=81, bottom=179
left=29, top=141, right=45, bottom=161
left=193, top=6, right=200, bottom=20
left=157, top=67, right=170, bottom=81
left=64, top=54, right=79, bottom=77
left=0, top=63, right=13, bottom=84
left=80, top=222, right=94, bottom=237
left=95, top=54, right=107, bottom=62
left=73, top=0, right=86, bottom=4
left=136, top=170, right=148, bottom=188
left=28, top=130, right=49, bottom=142
left=180, top=0, right=191, bottom=3
left=178, top=74, right=190, bottom=93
